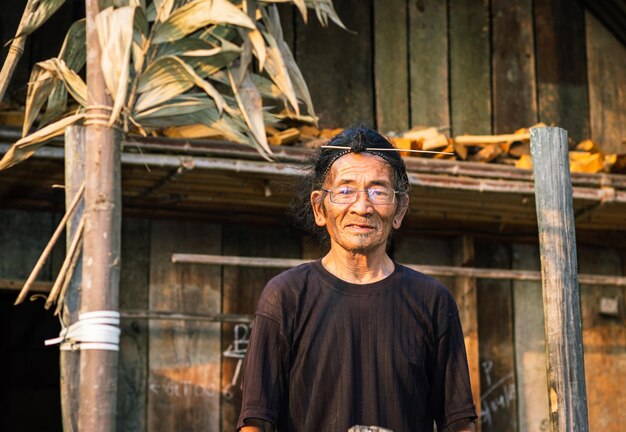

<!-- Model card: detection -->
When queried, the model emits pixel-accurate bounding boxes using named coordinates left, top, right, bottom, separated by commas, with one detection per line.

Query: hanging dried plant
left=0, top=0, right=344, bottom=170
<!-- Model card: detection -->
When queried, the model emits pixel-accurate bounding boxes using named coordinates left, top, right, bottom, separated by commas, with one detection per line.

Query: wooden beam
left=171, top=254, right=626, bottom=287
left=531, top=127, right=589, bottom=431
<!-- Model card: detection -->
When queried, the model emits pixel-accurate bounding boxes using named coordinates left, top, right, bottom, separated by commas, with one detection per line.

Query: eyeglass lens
left=328, top=187, right=395, bottom=204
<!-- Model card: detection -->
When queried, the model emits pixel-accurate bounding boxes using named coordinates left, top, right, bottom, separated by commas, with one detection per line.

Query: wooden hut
left=0, top=1, right=625, bottom=431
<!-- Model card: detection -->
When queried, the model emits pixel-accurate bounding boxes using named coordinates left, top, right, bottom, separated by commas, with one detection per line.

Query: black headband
left=320, top=147, right=399, bottom=182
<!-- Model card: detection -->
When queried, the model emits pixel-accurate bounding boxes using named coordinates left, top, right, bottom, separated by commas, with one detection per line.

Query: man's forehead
left=326, top=153, right=393, bottom=183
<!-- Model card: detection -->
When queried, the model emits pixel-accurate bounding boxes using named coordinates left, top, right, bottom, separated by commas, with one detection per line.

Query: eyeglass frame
left=320, top=187, right=404, bottom=205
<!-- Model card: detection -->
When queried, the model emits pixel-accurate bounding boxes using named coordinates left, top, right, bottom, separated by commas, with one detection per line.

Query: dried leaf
left=23, top=67, right=55, bottom=136
left=17, top=0, right=67, bottom=37
left=263, top=5, right=314, bottom=118
left=153, top=0, right=176, bottom=22
left=0, top=113, right=86, bottom=171
left=152, top=0, right=256, bottom=44
left=135, top=55, right=226, bottom=114
left=97, top=6, right=137, bottom=125
left=228, top=68, right=272, bottom=155
left=37, top=59, right=87, bottom=107
left=261, top=28, right=299, bottom=114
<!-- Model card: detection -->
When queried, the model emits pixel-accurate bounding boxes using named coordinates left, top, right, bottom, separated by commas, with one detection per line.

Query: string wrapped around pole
left=45, top=310, right=121, bottom=352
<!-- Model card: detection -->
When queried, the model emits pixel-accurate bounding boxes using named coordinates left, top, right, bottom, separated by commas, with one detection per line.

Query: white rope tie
left=45, top=310, right=121, bottom=352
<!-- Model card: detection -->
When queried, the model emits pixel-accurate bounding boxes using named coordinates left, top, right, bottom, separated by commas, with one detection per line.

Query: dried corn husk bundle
left=0, top=0, right=344, bottom=170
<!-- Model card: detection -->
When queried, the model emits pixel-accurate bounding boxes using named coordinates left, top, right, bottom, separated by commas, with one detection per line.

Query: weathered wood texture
left=534, top=0, right=589, bottom=143
left=586, top=12, right=626, bottom=154
left=452, top=236, right=481, bottom=427
left=449, top=0, right=491, bottom=136
left=220, top=224, right=301, bottom=431
left=491, top=0, right=537, bottom=133
left=577, top=245, right=625, bottom=432
left=60, top=126, right=85, bottom=432
left=531, top=127, right=589, bottom=431
left=148, top=221, right=221, bottom=432
left=476, top=241, right=517, bottom=432
left=408, top=0, right=449, bottom=130
left=373, top=0, right=409, bottom=133
left=512, top=243, right=549, bottom=432
left=295, top=0, right=374, bottom=128
left=117, top=218, right=150, bottom=432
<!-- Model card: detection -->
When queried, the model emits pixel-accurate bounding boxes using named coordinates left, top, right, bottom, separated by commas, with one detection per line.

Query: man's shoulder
left=256, top=261, right=318, bottom=317
left=265, top=261, right=318, bottom=292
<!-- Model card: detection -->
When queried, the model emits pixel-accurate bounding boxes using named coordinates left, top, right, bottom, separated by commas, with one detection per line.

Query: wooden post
left=530, top=127, right=589, bottom=432
left=61, top=126, right=85, bottom=432
left=79, top=1, right=122, bottom=430
left=452, top=236, right=481, bottom=429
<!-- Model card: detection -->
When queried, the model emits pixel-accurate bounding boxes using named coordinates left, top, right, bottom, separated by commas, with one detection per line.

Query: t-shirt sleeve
left=237, top=301, right=290, bottom=430
left=430, top=295, right=477, bottom=430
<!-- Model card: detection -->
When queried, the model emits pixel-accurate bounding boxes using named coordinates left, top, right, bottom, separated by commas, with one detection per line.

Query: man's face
left=310, top=153, right=408, bottom=255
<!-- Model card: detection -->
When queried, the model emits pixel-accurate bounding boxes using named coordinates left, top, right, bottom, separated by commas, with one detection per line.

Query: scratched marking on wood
left=476, top=241, right=517, bottom=431
left=148, top=221, right=221, bottom=432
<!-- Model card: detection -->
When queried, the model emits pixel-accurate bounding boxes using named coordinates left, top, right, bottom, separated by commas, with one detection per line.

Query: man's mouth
left=345, top=223, right=375, bottom=232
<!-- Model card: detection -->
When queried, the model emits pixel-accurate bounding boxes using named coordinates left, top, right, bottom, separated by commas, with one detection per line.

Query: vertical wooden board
left=577, top=245, right=625, bottom=432
left=117, top=218, right=151, bottom=432
left=512, top=243, right=549, bottom=432
left=491, top=0, right=537, bottom=133
left=295, top=0, right=374, bottom=128
left=452, top=236, right=481, bottom=427
left=534, top=0, right=589, bottom=143
left=220, top=223, right=302, bottom=431
left=393, top=234, right=454, bottom=289
left=408, top=0, right=449, bottom=130
left=586, top=12, right=626, bottom=154
left=476, top=241, right=517, bottom=432
left=148, top=221, right=222, bottom=432
left=373, top=0, right=409, bottom=133
left=0, top=210, right=57, bottom=281
left=449, top=0, right=492, bottom=136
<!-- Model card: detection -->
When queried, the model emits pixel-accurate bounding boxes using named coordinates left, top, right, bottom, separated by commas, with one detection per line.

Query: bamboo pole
left=0, top=0, right=36, bottom=102
left=78, top=1, right=122, bottom=430
left=61, top=126, right=85, bottom=432
left=14, top=183, right=85, bottom=305
left=531, top=127, right=589, bottom=432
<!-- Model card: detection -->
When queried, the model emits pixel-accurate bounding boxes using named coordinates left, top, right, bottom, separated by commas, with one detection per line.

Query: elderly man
left=237, top=126, right=477, bottom=432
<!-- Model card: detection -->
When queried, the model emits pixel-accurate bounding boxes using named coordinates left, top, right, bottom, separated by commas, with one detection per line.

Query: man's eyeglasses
left=322, top=187, right=401, bottom=205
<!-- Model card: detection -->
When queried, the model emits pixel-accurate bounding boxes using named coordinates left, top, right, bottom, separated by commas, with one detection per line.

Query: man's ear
left=310, top=190, right=327, bottom=227
left=393, top=195, right=409, bottom=230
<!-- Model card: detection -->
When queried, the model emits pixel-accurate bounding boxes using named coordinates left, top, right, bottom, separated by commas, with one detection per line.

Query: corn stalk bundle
left=0, top=0, right=344, bottom=169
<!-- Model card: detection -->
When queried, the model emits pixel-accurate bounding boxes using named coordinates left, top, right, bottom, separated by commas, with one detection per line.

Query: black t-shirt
left=237, top=261, right=477, bottom=432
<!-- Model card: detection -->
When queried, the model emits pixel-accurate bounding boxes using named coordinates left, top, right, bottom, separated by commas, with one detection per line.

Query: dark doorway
left=0, top=290, right=62, bottom=432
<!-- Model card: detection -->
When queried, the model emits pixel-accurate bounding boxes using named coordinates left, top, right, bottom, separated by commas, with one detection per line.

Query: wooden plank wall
left=586, top=12, right=626, bottom=154
left=511, top=244, right=549, bottom=432
left=476, top=241, right=517, bottom=432
left=2, top=1, right=625, bottom=151
left=147, top=221, right=222, bottom=431
left=578, top=245, right=626, bottom=432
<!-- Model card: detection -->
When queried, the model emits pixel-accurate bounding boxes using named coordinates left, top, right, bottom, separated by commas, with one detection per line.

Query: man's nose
left=350, top=190, right=374, bottom=212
